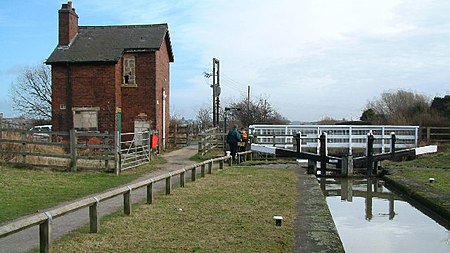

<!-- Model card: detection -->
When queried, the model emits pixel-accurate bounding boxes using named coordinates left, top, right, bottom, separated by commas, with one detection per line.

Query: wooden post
left=341, top=155, right=353, bottom=177
left=166, top=175, right=172, bottom=195
left=174, top=124, right=178, bottom=148
left=147, top=182, right=153, bottom=204
left=191, top=167, right=196, bottom=181
left=115, top=131, right=121, bottom=175
left=307, top=160, right=316, bottom=174
left=201, top=164, right=205, bottom=177
left=89, top=198, right=99, bottom=233
left=180, top=171, right=185, bottom=187
left=272, top=134, right=276, bottom=147
left=228, top=156, right=232, bottom=166
left=208, top=161, right=212, bottom=174
left=296, top=132, right=301, bottom=153
left=40, top=213, right=52, bottom=253
left=124, top=187, right=132, bottom=215
left=319, top=132, right=327, bottom=176
left=426, top=127, right=431, bottom=143
left=70, top=130, right=77, bottom=172
left=219, top=159, right=224, bottom=169
left=367, top=132, right=374, bottom=176
left=21, top=130, right=26, bottom=164
left=103, top=134, right=109, bottom=171
left=390, top=132, right=396, bottom=160
left=198, top=141, right=203, bottom=155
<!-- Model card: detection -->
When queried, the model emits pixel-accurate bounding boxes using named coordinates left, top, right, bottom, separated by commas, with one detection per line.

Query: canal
left=321, top=178, right=450, bottom=253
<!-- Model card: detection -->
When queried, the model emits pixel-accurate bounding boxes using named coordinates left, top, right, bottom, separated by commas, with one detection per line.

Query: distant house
left=46, top=1, right=174, bottom=148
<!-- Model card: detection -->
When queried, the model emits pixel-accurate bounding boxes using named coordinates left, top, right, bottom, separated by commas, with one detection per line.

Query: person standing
left=227, top=125, right=241, bottom=160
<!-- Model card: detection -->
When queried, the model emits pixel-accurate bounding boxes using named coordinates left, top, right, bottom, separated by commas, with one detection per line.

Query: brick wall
left=51, top=64, right=117, bottom=132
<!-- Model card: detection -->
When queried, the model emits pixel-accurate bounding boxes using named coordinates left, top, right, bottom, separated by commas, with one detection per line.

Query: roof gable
left=47, top=24, right=174, bottom=64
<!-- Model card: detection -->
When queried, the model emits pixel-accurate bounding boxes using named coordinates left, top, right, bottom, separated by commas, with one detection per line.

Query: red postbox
left=151, top=135, right=158, bottom=149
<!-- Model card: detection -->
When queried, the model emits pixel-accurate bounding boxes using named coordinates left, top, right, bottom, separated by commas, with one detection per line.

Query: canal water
left=321, top=178, right=450, bottom=253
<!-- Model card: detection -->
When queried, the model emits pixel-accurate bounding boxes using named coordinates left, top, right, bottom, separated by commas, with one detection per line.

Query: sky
left=0, top=0, right=449, bottom=122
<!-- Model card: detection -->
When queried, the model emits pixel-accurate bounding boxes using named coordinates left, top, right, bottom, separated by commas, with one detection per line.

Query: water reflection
left=321, top=178, right=450, bottom=253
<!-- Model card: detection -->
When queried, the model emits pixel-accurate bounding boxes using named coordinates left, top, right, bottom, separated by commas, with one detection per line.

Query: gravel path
left=0, top=145, right=198, bottom=253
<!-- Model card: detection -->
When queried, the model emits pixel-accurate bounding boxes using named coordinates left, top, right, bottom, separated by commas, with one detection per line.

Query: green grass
left=52, top=166, right=297, bottom=253
left=400, top=169, right=450, bottom=194
left=383, top=146, right=450, bottom=219
left=385, top=145, right=450, bottom=169
left=0, top=158, right=163, bottom=224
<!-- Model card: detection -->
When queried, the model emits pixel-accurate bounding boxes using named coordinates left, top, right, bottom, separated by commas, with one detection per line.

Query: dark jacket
left=227, top=128, right=241, bottom=144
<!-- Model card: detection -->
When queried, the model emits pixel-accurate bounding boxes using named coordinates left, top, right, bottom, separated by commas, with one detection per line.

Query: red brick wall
left=121, top=52, right=156, bottom=134
left=51, top=63, right=117, bottom=132
left=155, top=37, right=171, bottom=148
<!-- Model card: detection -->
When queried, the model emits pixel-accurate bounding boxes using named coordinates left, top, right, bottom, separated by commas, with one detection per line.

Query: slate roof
left=46, top=24, right=174, bottom=64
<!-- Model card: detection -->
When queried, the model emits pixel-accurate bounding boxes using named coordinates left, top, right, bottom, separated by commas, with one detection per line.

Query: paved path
left=0, top=145, right=198, bottom=253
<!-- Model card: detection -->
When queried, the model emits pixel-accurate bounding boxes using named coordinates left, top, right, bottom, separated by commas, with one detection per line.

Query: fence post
left=191, top=167, right=196, bottom=181
left=319, top=132, right=327, bottom=176
left=180, top=170, right=185, bottom=187
left=103, top=133, right=109, bottom=171
left=296, top=132, right=301, bottom=153
left=426, top=127, right=431, bottom=143
left=174, top=124, right=178, bottom=148
left=198, top=140, right=203, bottom=155
left=114, top=131, right=121, bottom=175
left=201, top=164, right=205, bottom=177
left=70, top=130, right=77, bottom=172
left=21, top=130, right=26, bottom=164
left=89, top=198, right=99, bottom=233
left=39, top=213, right=52, bottom=253
left=124, top=187, right=132, bottom=215
left=272, top=135, right=276, bottom=147
left=147, top=182, right=153, bottom=204
left=219, top=159, right=224, bottom=169
left=166, top=175, right=172, bottom=195
left=208, top=161, right=212, bottom=174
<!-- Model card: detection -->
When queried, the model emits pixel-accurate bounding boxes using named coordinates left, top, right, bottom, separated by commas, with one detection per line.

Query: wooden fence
left=0, top=128, right=117, bottom=172
left=197, top=127, right=224, bottom=156
left=0, top=152, right=254, bottom=253
left=419, top=127, right=450, bottom=144
left=168, top=124, right=191, bottom=149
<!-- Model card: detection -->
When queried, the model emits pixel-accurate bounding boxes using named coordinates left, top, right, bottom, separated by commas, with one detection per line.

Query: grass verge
left=52, top=166, right=297, bottom=253
left=382, top=146, right=450, bottom=221
left=0, top=157, right=164, bottom=224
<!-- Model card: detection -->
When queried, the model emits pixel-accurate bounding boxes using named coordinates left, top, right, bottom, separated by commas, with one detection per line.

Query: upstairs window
left=122, top=55, right=136, bottom=86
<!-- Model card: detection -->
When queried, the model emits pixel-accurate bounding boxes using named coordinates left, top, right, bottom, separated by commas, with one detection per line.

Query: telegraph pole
left=212, top=58, right=220, bottom=127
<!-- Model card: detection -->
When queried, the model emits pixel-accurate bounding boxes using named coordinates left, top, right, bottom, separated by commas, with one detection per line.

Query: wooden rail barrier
left=0, top=153, right=240, bottom=253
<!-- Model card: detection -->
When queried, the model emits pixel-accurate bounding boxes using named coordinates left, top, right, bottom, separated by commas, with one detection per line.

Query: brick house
left=46, top=1, right=174, bottom=148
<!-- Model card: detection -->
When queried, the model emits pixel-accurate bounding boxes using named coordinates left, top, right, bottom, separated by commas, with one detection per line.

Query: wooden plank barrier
left=0, top=153, right=239, bottom=253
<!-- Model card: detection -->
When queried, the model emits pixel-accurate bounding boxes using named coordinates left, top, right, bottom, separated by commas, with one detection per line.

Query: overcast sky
left=0, top=0, right=449, bottom=122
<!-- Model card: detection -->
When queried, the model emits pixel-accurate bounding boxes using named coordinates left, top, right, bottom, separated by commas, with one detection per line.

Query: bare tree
left=363, top=89, right=430, bottom=125
left=195, top=106, right=212, bottom=130
left=10, top=64, right=52, bottom=120
left=228, top=95, right=289, bottom=128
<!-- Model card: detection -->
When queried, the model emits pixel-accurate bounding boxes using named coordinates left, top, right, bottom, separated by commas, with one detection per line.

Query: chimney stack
left=58, top=1, right=78, bottom=46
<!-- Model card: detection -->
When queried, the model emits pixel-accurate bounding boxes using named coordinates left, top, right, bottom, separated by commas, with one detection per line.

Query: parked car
left=30, top=125, right=52, bottom=139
